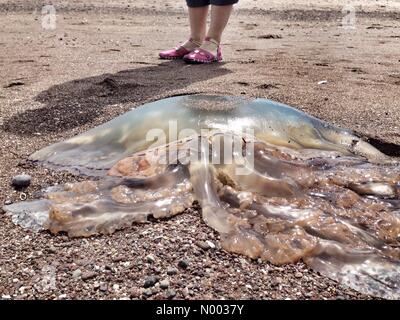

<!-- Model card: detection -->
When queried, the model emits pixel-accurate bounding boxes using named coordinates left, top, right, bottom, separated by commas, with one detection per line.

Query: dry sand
left=0, top=0, right=399, bottom=300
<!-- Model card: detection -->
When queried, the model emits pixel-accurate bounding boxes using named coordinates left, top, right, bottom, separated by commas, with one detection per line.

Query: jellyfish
left=3, top=95, right=400, bottom=299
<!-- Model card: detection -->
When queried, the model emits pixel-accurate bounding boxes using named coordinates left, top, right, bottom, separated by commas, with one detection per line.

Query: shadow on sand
left=2, top=60, right=232, bottom=135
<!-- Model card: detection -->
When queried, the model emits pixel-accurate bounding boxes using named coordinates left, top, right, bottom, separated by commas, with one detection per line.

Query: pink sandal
left=159, top=38, right=201, bottom=60
left=183, top=38, right=222, bottom=64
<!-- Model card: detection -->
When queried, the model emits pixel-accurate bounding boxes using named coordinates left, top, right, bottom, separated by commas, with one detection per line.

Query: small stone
left=11, top=174, right=31, bottom=189
left=159, top=279, right=170, bottom=290
left=93, top=282, right=101, bottom=290
left=195, top=241, right=210, bottom=250
left=165, top=289, right=176, bottom=299
left=72, top=269, right=82, bottom=279
left=193, top=270, right=205, bottom=277
left=81, top=271, right=97, bottom=281
left=146, top=254, right=156, bottom=263
left=58, top=294, right=67, bottom=299
left=295, top=272, right=303, bottom=278
left=166, top=267, right=178, bottom=275
left=112, top=284, right=120, bottom=291
left=182, top=287, right=190, bottom=297
left=4, top=200, right=12, bottom=205
left=178, top=259, right=189, bottom=269
left=206, top=240, right=216, bottom=249
left=100, top=284, right=108, bottom=292
left=75, top=259, right=90, bottom=266
left=272, top=277, right=283, bottom=286
left=143, top=275, right=158, bottom=288
left=47, top=246, right=57, bottom=254
left=142, top=288, right=153, bottom=297
left=112, top=256, right=124, bottom=263
left=129, top=288, right=140, bottom=298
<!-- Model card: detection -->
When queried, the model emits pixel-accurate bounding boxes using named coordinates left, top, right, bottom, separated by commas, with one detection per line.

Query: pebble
left=206, top=240, right=216, bottom=249
left=142, top=288, right=153, bottom=297
left=295, top=272, right=303, bottom=278
left=178, top=259, right=189, bottom=269
left=11, top=174, right=31, bottom=189
left=166, top=267, right=178, bottom=275
left=195, top=241, right=211, bottom=250
left=146, top=254, right=156, bottom=263
left=143, top=275, right=158, bottom=288
left=112, top=284, right=120, bottom=291
left=4, top=200, right=12, bottom=205
left=273, top=277, right=283, bottom=286
left=129, top=288, right=140, bottom=298
left=93, top=282, right=101, bottom=290
left=112, top=256, right=124, bottom=263
left=72, top=269, right=82, bottom=279
left=159, top=279, right=170, bottom=290
left=47, top=246, right=57, bottom=254
left=81, top=271, right=97, bottom=281
left=182, top=287, right=190, bottom=297
left=75, top=259, right=90, bottom=266
left=100, top=284, right=108, bottom=292
left=165, top=289, right=176, bottom=299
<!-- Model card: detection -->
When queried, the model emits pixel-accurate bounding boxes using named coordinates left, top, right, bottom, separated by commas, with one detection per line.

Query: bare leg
left=200, top=4, right=233, bottom=53
left=182, top=6, right=209, bottom=50
left=206, top=4, right=233, bottom=43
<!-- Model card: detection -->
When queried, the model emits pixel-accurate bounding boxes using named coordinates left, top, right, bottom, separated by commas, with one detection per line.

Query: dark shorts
left=186, top=0, right=238, bottom=7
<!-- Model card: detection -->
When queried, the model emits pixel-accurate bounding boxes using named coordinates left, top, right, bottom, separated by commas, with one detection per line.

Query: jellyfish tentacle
left=217, top=182, right=400, bottom=297
left=252, top=144, right=309, bottom=177
left=3, top=200, right=52, bottom=232
left=187, top=136, right=239, bottom=234
left=5, top=160, right=194, bottom=237
left=217, top=185, right=319, bottom=264
left=305, top=241, right=400, bottom=299
left=47, top=192, right=194, bottom=237
left=189, top=161, right=236, bottom=234
left=219, top=163, right=299, bottom=197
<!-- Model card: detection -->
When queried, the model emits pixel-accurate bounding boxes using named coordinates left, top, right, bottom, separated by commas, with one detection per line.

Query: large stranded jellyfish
left=4, top=95, right=400, bottom=299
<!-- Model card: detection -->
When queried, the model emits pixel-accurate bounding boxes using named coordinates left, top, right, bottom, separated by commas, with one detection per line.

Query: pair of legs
left=160, top=0, right=237, bottom=63
left=186, top=1, right=235, bottom=47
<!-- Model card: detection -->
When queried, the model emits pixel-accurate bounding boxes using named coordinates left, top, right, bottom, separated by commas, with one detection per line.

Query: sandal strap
left=204, top=37, right=220, bottom=46
left=176, top=38, right=202, bottom=51
left=188, top=38, right=202, bottom=47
